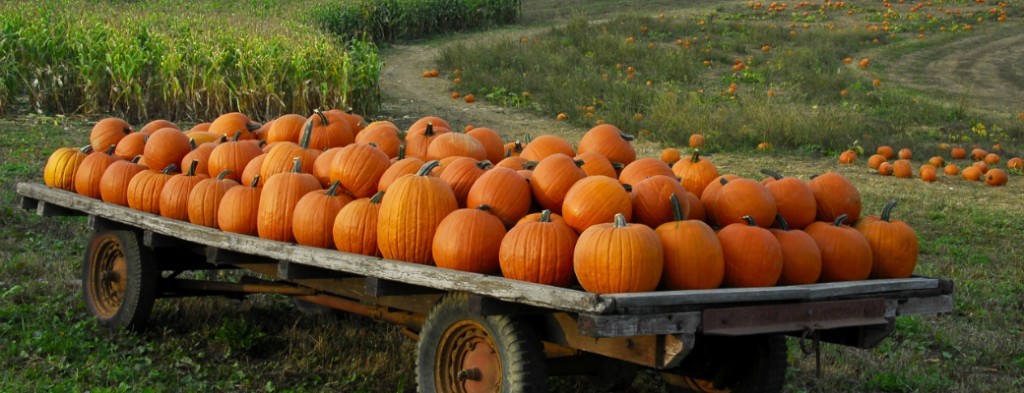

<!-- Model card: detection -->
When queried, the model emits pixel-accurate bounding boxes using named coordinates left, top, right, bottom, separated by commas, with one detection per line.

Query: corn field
left=312, top=0, right=522, bottom=42
left=0, top=0, right=382, bottom=122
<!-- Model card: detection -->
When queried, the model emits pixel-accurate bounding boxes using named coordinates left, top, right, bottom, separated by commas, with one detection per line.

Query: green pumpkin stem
left=622, top=184, right=632, bottom=192
left=742, top=215, right=757, bottom=226
left=80, top=145, right=94, bottom=154
left=216, top=170, right=232, bottom=181
left=104, top=144, right=116, bottom=155
left=539, top=209, right=552, bottom=223
left=523, top=161, right=538, bottom=170
left=417, top=160, right=441, bottom=176
left=611, top=162, right=625, bottom=170
left=186, top=160, right=199, bottom=176
left=299, top=118, right=313, bottom=149
left=325, top=181, right=342, bottom=196
left=130, top=155, right=142, bottom=164
left=398, top=144, right=406, bottom=160
left=161, top=164, right=178, bottom=174
left=775, top=215, right=790, bottom=231
left=620, top=132, right=635, bottom=141
left=246, top=122, right=262, bottom=131
left=189, top=138, right=197, bottom=150
left=690, top=149, right=701, bottom=163
left=476, top=204, right=492, bottom=212
left=670, top=193, right=686, bottom=221
left=249, top=176, right=260, bottom=188
left=424, top=122, right=435, bottom=136
left=505, top=148, right=512, bottom=158
left=514, top=140, right=524, bottom=153
left=315, top=109, right=329, bottom=126
left=881, top=200, right=898, bottom=222
left=233, top=130, right=242, bottom=141
left=370, top=191, right=385, bottom=204
left=613, top=213, right=628, bottom=228
left=477, top=160, right=493, bottom=170
left=291, top=157, right=303, bottom=173
left=760, top=169, right=783, bottom=180
left=573, top=159, right=585, bottom=167
left=720, top=177, right=729, bottom=185
left=832, top=214, right=849, bottom=226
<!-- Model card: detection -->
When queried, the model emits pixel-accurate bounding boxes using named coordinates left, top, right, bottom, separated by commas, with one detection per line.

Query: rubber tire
left=82, top=230, right=157, bottom=331
left=663, top=334, right=787, bottom=393
left=416, top=293, right=547, bottom=393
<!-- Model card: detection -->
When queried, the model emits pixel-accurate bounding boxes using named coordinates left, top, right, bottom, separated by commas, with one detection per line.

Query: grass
left=311, top=0, right=522, bottom=43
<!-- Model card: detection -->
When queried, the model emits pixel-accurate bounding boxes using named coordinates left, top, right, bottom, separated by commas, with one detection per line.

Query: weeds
left=311, top=0, right=521, bottom=43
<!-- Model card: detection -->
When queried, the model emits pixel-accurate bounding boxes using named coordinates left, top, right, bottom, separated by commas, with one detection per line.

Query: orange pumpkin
left=159, top=160, right=209, bottom=221
left=928, top=156, right=945, bottom=168
left=188, top=170, right=240, bottom=228
left=99, top=156, right=147, bottom=206
left=878, top=162, right=894, bottom=176
left=257, top=158, right=322, bottom=242
left=502, top=140, right=525, bottom=158
left=631, top=175, right=689, bottom=228
left=377, top=161, right=459, bottom=265
left=260, top=121, right=319, bottom=181
left=529, top=153, right=586, bottom=214
left=90, top=118, right=132, bottom=153
left=218, top=176, right=262, bottom=236
left=574, top=152, right=619, bottom=178
left=241, top=154, right=266, bottom=187
left=265, top=114, right=307, bottom=144
left=306, top=110, right=355, bottom=151
left=405, top=122, right=449, bottom=160
left=75, top=145, right=120, bottom=199
left=378, top=145, right=425, bottom=193
left=985, top=169, right=1008, bottom=186
left=672, top=150, right=720, bottom=197
left=688, top=134, right=706, bottom=148
left=143, top=129, right=190, bottom=175
left=126, top=164, right=178, bottom=214
left=439, top=158, right=491, bottom=207
left=943, top=164, right=959, bottom=176
left=330, top=142, right=390, bottom=198
left=618, top=157, right=674, bottom=187
left=466, top=127, right=505, bottom=164
left=961, top=166, right=982, bottom=181
left=920, top=167, right=937, bottom=182
left=661, top=148, right=681, bottom=164
left=208, top=131, right=264, bottom=183
left=867, top=154, right=887, bottom=170
left=808, top=173, right=862, bottom=224
left=970, top=148, right=988, bottom=161
left=333, top=191, right=384, bottom=257
left=426, top=132, right=487, bottom=161
left=292, top=181, right=353, bottom=248
left=710, top=178, right=777, bottom=229
left=138, top=119, right=177, bottom=135
left=897, top=148, right=912, bottom=160
left=500, top=210, right=578, bottom=287
left=759, top=169, right=816, bottom=230
left=114, top=132, right=147, bottom=161
left=432, top=205, right=507, bottom=274
left=180, top=138, right=217, bottom=178
left=855, top=200, right=917, bottom=279
left=577, top=124, right=636, bottom=165
left=838, top=150, right=857, bottom=164
left=893, top=159, right=913, bottom=178
left=876, top=146, right=894, bottom=159
left=208, top=112, right=255, bottom=140
left=356, top=123, right=402, bottom=159
left=466, top=166, right=532, bottom=227
left=656, top=194, right=724, bottom=290
left=1007, top=157, right=1023, bottom=170
left=805, top=214, right=873, bottom=282
left=717, top=216, right=783, bottom=288
left=44, top=145, right=92, bottom=192
left=950, top=147, right=967, bottom=159
left=519, top=135, right=575, bottom=162
left=574, top=214, right=663, bottom=294
left=562, top=176, right=633, bottom=233
left=770, top=215, right=821, bottom=285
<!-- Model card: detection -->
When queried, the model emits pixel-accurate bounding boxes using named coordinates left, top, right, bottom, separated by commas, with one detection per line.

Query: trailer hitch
left=799, top=326, right=822, bottom=378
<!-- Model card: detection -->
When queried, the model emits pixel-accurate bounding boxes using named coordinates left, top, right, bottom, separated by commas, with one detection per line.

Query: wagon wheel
left=662, top=334, right=787, bottom=393
left=82, top=230, right=157, bottom=330
left=416, top=293, right=547, bottom=393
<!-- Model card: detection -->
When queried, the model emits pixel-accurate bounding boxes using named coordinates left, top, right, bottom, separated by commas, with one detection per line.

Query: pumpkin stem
left=299, top=118, right=313, bottom=149
left=258, top=140, right=267, bottom=147
left=216, top=170, right=232, bottom=180
left=476, top=204, right=492, bottom=212
left=477, top=160, right=493, bottom=170
left=613, top=213, right=628, bottom=228
left=398, top=144, right=406, bottom=160
left=246, top=122, right=262, bottom=131
left=369, top=191, right=385, bottom=204
left=219, top=135, right=228, bottom=143
left=368, top=142, right=378, bottom=148
left=326, top=181, right=342, bottom=196
left=670, top=193, right=686, bottom=221
left=720, top=177, right=729, bottom=186
left=249, top=176, right=260, bottom=188
left=523, top=161, right=538, bottom=170
left=881, top=200, right=898, bottom=222
left=291, top=157, right=303, bottom=173
left=539, top=209, right=552, bottom=223
left=622, top=184, right=632, bottom=192
left=832, top=214, right=849, bottom=226
left=760, top=169, right=783, bottom=180
left=620, top=132, right=635, bottom=142
left=611, top=162, right=625, bottom=170
left=186, top=160, right=199, bottom=177
left=80, top=144, right=94, bottom=154
left=741, top=215, right=757, bottom=226
left=775, top=214, right=790, bottom=231
left=122, top=126, right=131, bottom=135
left=189, top=138, right=197, bottom=150
left=161, top=164, right=178, bottom=174
left=505, top=148, right=512, bottom=158
left=424, top=122, right=435, bottom=137
left=130, top=155, right=142, bottom=164
left=690, top=149, right=701, bottom=163
left=417, top=160, right=441, bottom=176
left=143, top=135, right=150, bottom=143
left=315, top=109, right=329, bottom=126
left=104, top=144, right=116, bottom=155
left=514, top=140, right=524, bottom=153
left=573, top=159, right=585, bottom=167
left=233, top=130, right=242, bottom=141
left=525, top=134, right=532, bottom=144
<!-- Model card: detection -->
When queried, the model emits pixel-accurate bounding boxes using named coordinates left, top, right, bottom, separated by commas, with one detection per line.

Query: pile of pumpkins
left=43, top=113, right=919, bottom=294
left=838, top=144, right=1018, bottom=186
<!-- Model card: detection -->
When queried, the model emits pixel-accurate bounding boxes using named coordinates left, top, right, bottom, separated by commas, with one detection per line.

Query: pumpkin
left=44, top=145, right=92, bottom=191
left=672, top=150, right=720, bottom=197
left=519, top=135, right=575, bottom=162
left=257, top=158, right=322, bottom=242
left=496, top=155, right=530, bottom=171
left=502, top=140, right=525, bottom=158
left=688, top=134, right=705, bottom=148
left=770, top=215, right=821, bottom=285
left=126, top=164, right=178, bottom=214
left=466, top=127, right=506, bottom=164
left=867, top=154, right=886, bottom=169
left=878, top=162, right=893, bottom=176
left=876, top=146, right=894, bottom=159
left=266, top=114, right=307, bottom=144
left=577, top=124, right=636, bottom=165
left=921, top=167, right=937, bottom=182
left=661, top=148, right=681, bottom=164
left=684, top=191, right=705, bottom=222
left=159, top=160, right=209, bottom=221
left=311, top=147, right=343, bottom=187
left=208, top=131, right=264, bottom=183
left=333, top=191, right=384, bottom=256
left=356, top=123, right=402, bottom=158
left=379, top=145, right=425, bottom=192
left=330, top=142, right=390, bottom=198
left=466, top=166, right=532, bottom=227
left=405, top=122, right=449, bottom=159
left=854, top=200, right=917, bottom=279
left=90, top=118, right=132, bottom=153
left=189, top=122, right=211, bottom=132
left=143, top=128, right=190, bottom=175
left=293, top=181, right=353, bottom=248
left=440, top=158, right=491, bottom=207
left=218, top=176, right=262, bottom=236
left=950, top=147, right=967, bottom=160
left=208, top=112, right=255, bottom=140
left=574, top=214, right=663, bottom=294
left=618, top=157, right=674, bottom=187
left=711, top=177, right=777, bottom=229
left=260, top=119, right=319, bottom=181
left=433, top=205, right=507, bottom=274
left=574, top=152, right=619, bottom=178
left=961, top=166, right=982, bottom=181
left=241, top=154, right=266, bottom=187
left=426, top=132, right=487, bottom=161
left=99, top=156, right=147, bottom=206
left=1007, top=157, right=1023, bottom=170
left=805, top=214, right=873, bottom=282
left=807, top=173, right=862, bottom=223
left=562, top=176, right=633, bottom=233
left=972, top=161, right=989, bottom=174
left=530, top=153, right=587, bottom=213
left=717, top=216, right=782, bottom=287
left=407, top=116, right=451, bottom=136
left=305, top=109, right=354, bottom=151
left=138, top=119, right=177, bottom=135
left=898, top=148, right=912, bottom=160
left=500, top=210, right=578, bottom=287
left=325, top=109, right=365, bottom=135
left=184, top=131, right=222, bottom=146
left=928, top=156, right=945, bottom=168
left=656, top=194, right=724, bottom=290
left=970, top=148, right=988, bottom=161
left=985, top=169, right=1008, bottom=186
left=893, top=159, right=913, bottom=178
left=631, top=175, right=689, bottom=228
left=516, top=210, right=566, bottom=225
left=943, top=164, right=959, bottom=176
left=838, top=150, right=857, bottom=164
left=114, top=132, right=147, bottom=160
left=187, top=170, right=240, bottom=228
left=75, top=145, right=120, bottom=199
left=180, top=138, right=217, bottom=177
left=758, top=170, right=816, bottom=230
left=378, top=161, right=458, bottom=264
left=698, top=174, right=740, bottom=225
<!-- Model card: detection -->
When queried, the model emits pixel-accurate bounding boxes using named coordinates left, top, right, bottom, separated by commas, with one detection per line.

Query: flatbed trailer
left=16, top=182, right=954, bottom=393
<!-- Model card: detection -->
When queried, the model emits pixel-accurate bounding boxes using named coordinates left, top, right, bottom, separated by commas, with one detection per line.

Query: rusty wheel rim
left=87, top=236, right=128, bottom=319
left=435, top=319, right=502, bottom=393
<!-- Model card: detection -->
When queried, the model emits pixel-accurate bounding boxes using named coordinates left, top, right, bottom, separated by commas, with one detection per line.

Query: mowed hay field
left=3, top=1, right=1024, bottom=393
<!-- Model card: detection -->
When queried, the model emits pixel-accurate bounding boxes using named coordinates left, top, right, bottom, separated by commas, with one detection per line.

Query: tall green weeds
left=312, top=0, right=521, bottom=42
